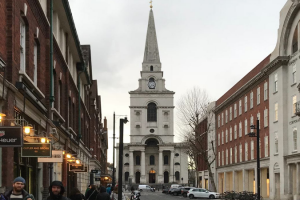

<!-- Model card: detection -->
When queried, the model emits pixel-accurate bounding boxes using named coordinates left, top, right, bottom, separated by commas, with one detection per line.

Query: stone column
left=129, top=150, right=134, bottom=178
left=170, top=151, right=174, bottom=182
left=288, top=164, right=293, bottom=195
left=297, top=163, right=300, bottom=195
left=233, top=171, right=236, bottom=191
left=224, top=172, right=227, bottom=192
left=243, top=169, right=249, bottom=191
left=158, top=150, right=163, bottom=183
left=141, top=150, right=146, bottom=183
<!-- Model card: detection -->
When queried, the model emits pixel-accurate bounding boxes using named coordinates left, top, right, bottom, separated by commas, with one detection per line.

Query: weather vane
left=150, top=0, right=153, bottom=8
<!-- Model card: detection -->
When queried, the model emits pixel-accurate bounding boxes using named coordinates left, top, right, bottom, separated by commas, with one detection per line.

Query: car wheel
left=183, top=193, right=187, bottom=197
left=189, top=194, right=194, bottom=199
left=209, top=195, right=215, bottom=199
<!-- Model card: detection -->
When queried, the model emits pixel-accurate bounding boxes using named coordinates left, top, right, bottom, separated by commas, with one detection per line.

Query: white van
left=138, top=185, right=151, bottom=191
left=170, top=184, right=182, bottom=188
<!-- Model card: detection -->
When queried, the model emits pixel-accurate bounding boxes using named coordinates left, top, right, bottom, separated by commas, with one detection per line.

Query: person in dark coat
left=85, top=185, right=98, bottom=200
left=47, top=181, right=68, bottom=200
left=4, top=177, right=35, bottom=200
left=96, top=187, right=109, bottom=200
left=69, top=188, right=86, bottom=200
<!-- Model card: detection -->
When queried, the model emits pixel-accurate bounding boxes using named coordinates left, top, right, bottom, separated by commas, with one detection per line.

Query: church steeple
left=143, top=9, right=160, bottom=64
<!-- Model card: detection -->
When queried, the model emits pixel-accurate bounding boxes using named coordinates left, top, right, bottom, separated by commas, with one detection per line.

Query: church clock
left=148, top=78, right=156, bottom=89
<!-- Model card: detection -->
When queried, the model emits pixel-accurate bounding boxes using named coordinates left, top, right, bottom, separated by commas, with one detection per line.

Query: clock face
left=148, top=80, right=156, bottom=89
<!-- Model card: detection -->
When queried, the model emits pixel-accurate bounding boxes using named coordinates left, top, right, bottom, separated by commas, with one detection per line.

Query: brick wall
left=196, top=118, right=208, bottom=172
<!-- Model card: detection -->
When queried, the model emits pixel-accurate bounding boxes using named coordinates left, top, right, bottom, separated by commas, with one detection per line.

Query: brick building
left=0, top=0, right=108, bottom=198
left=215, top=55, right=271, bottom=198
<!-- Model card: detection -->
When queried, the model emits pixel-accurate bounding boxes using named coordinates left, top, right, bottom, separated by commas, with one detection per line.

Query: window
left=222, top=151, right=224, bottom=165
left=226, top=149, right=228, bottom=165
left=234, top=104, right=237, bottom=118
left=293, top=96, right=297, bottom=116
left=230, top=127, right=232, bottom=141
left=218, top=133, right=220, bottom=146
left=218, top=115, right=220, bottom=127
left=245, top=142, right=248, bottom=161
left=20, top=19, right=26, bottom=71
left=274, top=74, right=278, bottom=92
left=264, top=109, right=268, bottom=127
left=230, top=107, right=232, bottom=121
left=264, top=82, right=268, bottom=100
left=125, top=172, right=129, bottom=182
left=150, top=155, right=155, bottom=165
left=218, top=152, right=220, bottom=166
left=251, top=140, right=254, bottom=160
left=250, top=92, right=253, bottom=108
left=257, top=87, right=260, bottom=105
left=293, top=128, right=297, bottom=151
left=230, top=148, right=232, bottom=164
left=250, top=116, right=254, bottom=126
left=244, top=119, right=248, bottom=136
left=222, top=131, right=224, bottom=144
left=265, top=136, right=269, bottom=157
left=147, top=103, right=157, bottom=122
left=33, top=42, right=38, bottom=86
left=234, top=124, right=237, bottom=139
left=239, top=144, right=242, bottom=162
left=225, top=129, right=228, bottom=143
left=235, top=146, right=237, bottom=163
left=136, top=155, right=141, bottom=165
left=239, top=122, right=242, bottom=137
left=175, top=171, right=180, bottom=181
left=225, top=110, right=228, bottom=123
left=244, top=96, right=247, bottom=112
left=239, top=100, right=242, bottom=115
left=164, top=155, right=168, bottom=165
left=292, top=65, right=297, bottom=84
left=292, top=25, right=298, bottom=54
left=274, top=103, right=278, bottom=121
left=150, top=65, right=153, bottom=71
left=221, top=113, right=224, bottom=126
left=257, top=113, right=260, bottom=129
left=275, top=132, right=278, bottom=154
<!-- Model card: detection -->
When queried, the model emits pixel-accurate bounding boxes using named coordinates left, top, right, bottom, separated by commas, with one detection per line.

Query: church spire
left=143, top=9, right=160, bottom=64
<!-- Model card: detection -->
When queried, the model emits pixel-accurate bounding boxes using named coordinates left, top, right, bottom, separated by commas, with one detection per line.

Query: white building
left=116, top=8, right=188, bottom=185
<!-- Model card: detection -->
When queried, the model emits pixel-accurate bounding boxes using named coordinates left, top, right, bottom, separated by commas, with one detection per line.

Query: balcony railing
left=295, top=101, right=300, bottom=116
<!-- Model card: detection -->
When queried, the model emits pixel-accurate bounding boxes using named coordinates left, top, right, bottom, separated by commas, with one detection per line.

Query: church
left=116, top=6, right=188, bottom=185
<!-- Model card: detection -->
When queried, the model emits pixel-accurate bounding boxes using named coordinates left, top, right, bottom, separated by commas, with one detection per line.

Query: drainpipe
left=50, top=0, right=54, bottom=110
left=77, top=70, right=84, bottom=140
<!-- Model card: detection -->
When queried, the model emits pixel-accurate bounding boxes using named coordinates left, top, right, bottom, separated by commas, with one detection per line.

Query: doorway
left=275, top=173, right=280, bottom=200
left=149, top=169, right=156, bottom=183
left=136, top=172, right=140, bottom=183
left=164, top=171, right=169, bottom=183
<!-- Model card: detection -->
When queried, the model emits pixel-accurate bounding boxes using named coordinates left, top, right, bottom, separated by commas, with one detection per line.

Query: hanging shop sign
left=91, top=170, right=99, bottom=173
left=0, top=126, right=23, bottom=147
left=74, top=166, right=88, bottom=173
left=69, top=164, right=85, bottom=171
left=21, top=143, right=52, bottom=157
left=38, top=150, right=63, bottom=162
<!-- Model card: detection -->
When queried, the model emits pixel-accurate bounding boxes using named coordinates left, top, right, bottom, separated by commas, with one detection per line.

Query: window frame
left=250, top=92, right=253, bottom=109
left=147, top=103, right=157, bottom=122
left=257, top=87, right=260, bottom=105
left=20, top=18, right=26, bottom=72
left=274, top=132, right=278, bottom=154
left=264, top=82, right=268, bottom=101
left=274, top=73, right=278, bottom=92
left=265, top=136, right=269, bottom=157
left=245, top=142, right=248, bottom=161
left=239, top=100, right=242, bottom=115
left=292, top=65, right=297, bottom=84
left=239, top=144, right=242, bottom=162
left=244, top=96, right=247, bottom=112
left=274, top=103, right=278, bottom=122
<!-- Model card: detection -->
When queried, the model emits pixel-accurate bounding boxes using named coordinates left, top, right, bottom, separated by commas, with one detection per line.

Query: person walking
left=4, top=177, right=35, bottom=200
left=69, top=188, right=86, bottom=200
left=110, top=185, right=125, bottom=200
left=85, top=185, right=97, bottom=200
left=47, top=181, right=68, bottom=200
left=105, top=186, right=111, bottom=196
left=96, top=186, right=109, bottom=200
left=85, top=185, right=91, bottom=197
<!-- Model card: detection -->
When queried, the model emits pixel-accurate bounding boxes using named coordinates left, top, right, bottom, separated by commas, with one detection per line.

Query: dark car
left=170, top=187, right=183, bottom=196
left=162, top=188, right=169, bottom=193
left=181, top=187, right=196, bottom=197
left=168, top=188, right=177, bottom=194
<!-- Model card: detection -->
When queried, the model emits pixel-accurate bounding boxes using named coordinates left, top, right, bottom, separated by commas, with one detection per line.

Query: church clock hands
left=148, top=80, right=156, bottom=89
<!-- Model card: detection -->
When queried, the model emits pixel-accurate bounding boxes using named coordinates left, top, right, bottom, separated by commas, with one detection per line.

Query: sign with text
left=91, top=170, right=99, bottom=173
left=69, top=164, right=85, bottom=171
left=74, top=166, right=88, bottom=173
left=21, top=143, right=52, bottom=157
left=38, top=150, right=63, bottom=162
left=0, top=127, right=23, bottom=147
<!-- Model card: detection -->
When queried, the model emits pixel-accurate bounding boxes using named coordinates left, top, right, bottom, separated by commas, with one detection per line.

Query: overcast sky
left=69, top=0, right=287, bottom=163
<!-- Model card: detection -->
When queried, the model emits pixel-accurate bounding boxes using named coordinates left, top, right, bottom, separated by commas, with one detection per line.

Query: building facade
left=116, top=8, right=188, bottom=186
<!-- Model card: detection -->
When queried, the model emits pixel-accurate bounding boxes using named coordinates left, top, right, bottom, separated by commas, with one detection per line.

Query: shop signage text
left=38, top=150, right=63, bottom=162
left=0, top=127, right=23, bottom=147
left=21, top=143, right=52, bottom=157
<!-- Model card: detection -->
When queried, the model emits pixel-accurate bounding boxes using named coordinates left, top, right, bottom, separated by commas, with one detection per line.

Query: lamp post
left=248, top=119, right=260, bottom=199
left=118, top=117, right=128, bottom=200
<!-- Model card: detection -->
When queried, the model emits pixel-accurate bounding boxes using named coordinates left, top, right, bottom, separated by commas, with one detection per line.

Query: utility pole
left=256, top=119, right=260, bottom=199
left=112, top=112, right=115, bottom=188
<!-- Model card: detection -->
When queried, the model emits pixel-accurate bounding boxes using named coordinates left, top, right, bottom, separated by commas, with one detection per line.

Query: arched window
left=136, top=155, right=140, bottom=165
left=164, top=171, right=169, bottom=183
left=125, top=172, right=129, bottom=182
left=164, top=155, right=168, bottom=165
left=124, top=163, right=129, bottom=166
left=175, top=162, right=180, bottom=165
left=292, top=25, right=298, bottom=54
left=150, top=66, right=153, bottom=71
left=136, top=171, right=141, bottom=183
left=147, top=103, right=157, bottom=122
left=175, top=171, right=180, bottom=181
left=150, top=155, right=155, bottom=165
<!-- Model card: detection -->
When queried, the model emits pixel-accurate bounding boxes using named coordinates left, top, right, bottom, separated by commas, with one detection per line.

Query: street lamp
left=248, top=119, right=260, bottom=200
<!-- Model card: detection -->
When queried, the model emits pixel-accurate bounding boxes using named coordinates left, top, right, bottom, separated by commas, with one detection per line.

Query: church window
left=175, top=162, right=180, bottom=165
left=150, top=155, right=155, bottom=165
left=125, top=172, right=129, bottom=182
left=175, top=153, right=179, bottom=156
left=124, top=163, right=129, bottom=166
left=125, top=153, right=129, bottom=157
left=136, top=155, right=141, bottom=165
left=147, top=103, right=157, bottom=122
left=164, top=155, right=168, bottom=165
left=136, top=171, right=141, bottom=183
left=150, top=65, right=153, bottom=71
left=175, top=171, right=180, bottom=181
left=292, top=25, right=298, bottom=54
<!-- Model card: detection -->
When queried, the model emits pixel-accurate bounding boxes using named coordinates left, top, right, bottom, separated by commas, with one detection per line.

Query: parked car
left=181, top=187, right=196, bottom=197
left=138, top=185, right=151, bottom=191
left=187, top=188, right=220, bottom=199
left=170, top=187, right=183, bottom=196
left=170, top=184, right=182, bottom=188
left=168, top=188, right=177, bottom=194
left=162, top=188, right=169, bottom=193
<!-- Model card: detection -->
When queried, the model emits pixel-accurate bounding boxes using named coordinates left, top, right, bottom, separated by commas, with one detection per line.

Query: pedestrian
left=85, top=185, right=98, bottom=200
left=96, top=186, right=109, bottom=200
left=69, top=188, right=86, bottom=200
left=85, top=185, right=91, bottom=197
left=105, top=185, right=111, bottom=196
left=47, top=181, right=68, bottom=200
left=110, top=185, right=125, bottom=200
left=4, top=177, right=35, bottom=200
left=0, top=187, right=7, bottom=200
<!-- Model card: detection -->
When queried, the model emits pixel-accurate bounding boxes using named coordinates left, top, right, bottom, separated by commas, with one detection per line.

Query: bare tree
left=177, top=87, right=216, bottom=191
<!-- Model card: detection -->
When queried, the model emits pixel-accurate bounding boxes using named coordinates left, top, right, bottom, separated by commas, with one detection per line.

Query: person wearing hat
left=47, top=181, right=68, bottom=200
left=4, top=177, right=35, bottom=200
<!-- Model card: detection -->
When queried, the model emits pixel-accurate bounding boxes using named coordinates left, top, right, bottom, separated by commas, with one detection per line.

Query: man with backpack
left=3, top=177, right=35, bottom=200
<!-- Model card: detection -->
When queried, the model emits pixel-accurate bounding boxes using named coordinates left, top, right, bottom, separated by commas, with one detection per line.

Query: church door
left=164, top=171, right=169, bottom=183
left=149, top=169, right=156, bottom=183
left=136, top=172, right=141, bottom=183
